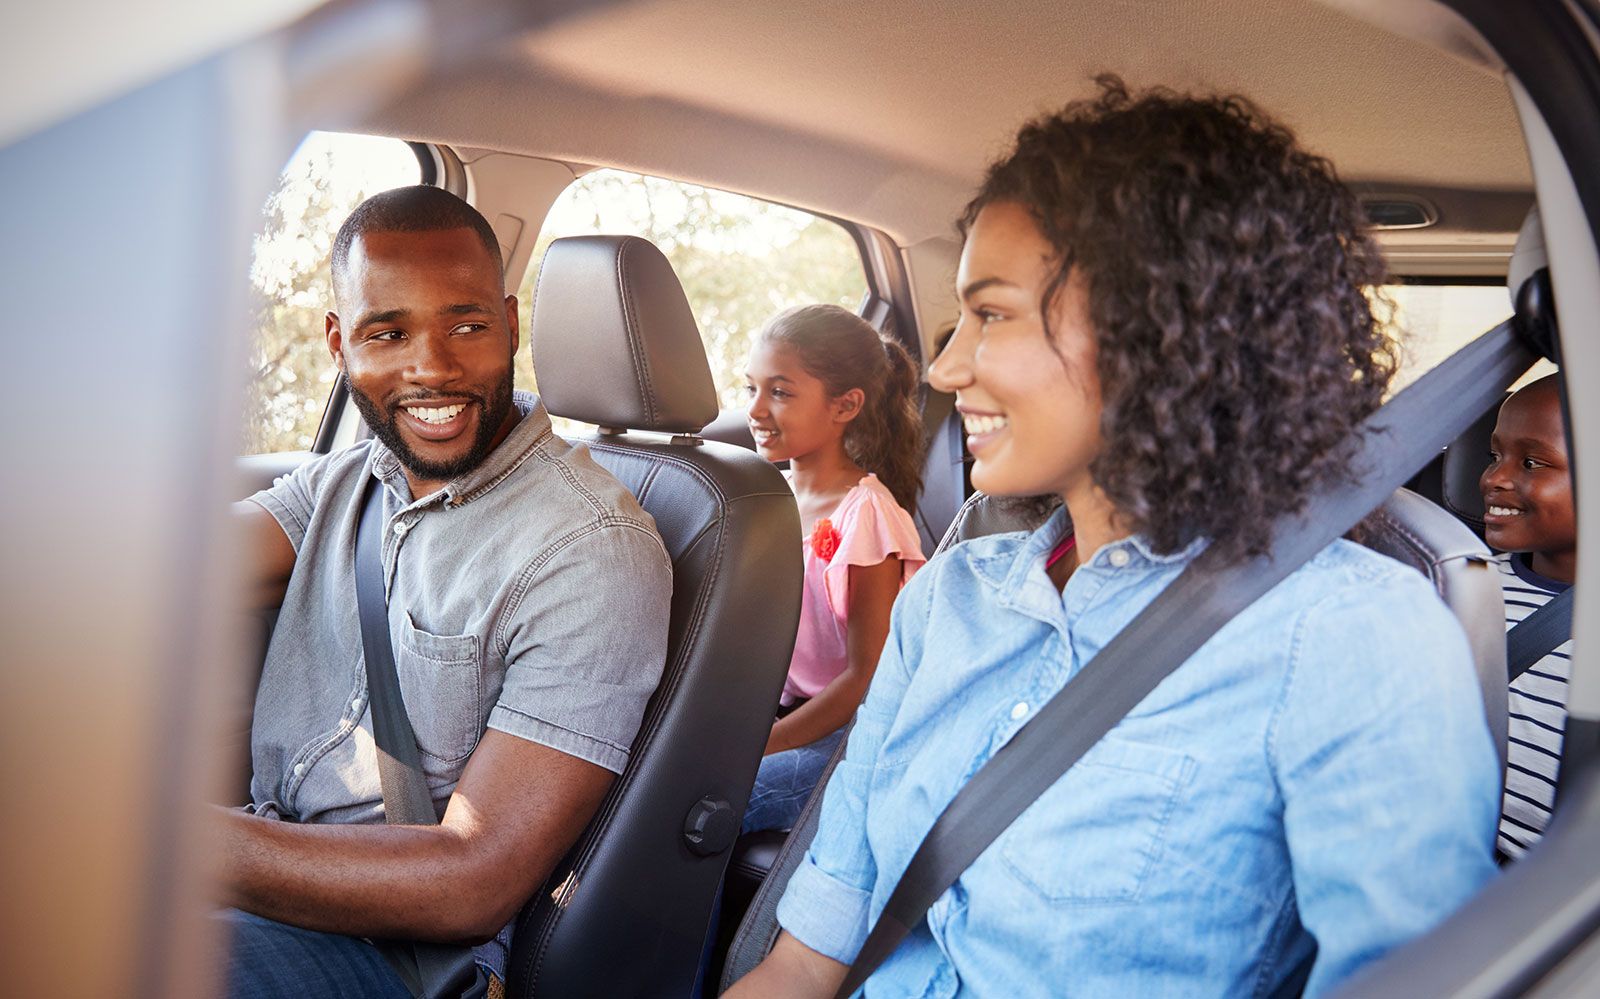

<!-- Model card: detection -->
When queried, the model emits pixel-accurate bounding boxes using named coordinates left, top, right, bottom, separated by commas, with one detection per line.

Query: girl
left=729, top=78, right=1500, bottom=997
left=741, top=303, right=927, bottom=834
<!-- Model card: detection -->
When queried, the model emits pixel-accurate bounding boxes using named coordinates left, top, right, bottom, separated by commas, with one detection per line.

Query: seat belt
left=1507, top=587, right=1575, bottom=681
left=355, top=478, right=489, bottom=999
left=833, top=318, right=1538, bottom=998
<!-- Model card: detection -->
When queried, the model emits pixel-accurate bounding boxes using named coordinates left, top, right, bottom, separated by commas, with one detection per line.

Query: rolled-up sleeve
left=777, top=566, right=935, bottom=963
left=488, top=520, right=671, bottom=774
left=248, top=455, right=333, bottom=553
left=1271, top=568, right=1500, bottom=996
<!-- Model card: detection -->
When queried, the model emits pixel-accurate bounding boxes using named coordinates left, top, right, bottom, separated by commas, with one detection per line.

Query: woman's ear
left=832, top=387, right=866, bottom=424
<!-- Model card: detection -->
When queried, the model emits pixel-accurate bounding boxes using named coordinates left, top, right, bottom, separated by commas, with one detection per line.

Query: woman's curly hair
left=963, top=75, right=1398, bottom=565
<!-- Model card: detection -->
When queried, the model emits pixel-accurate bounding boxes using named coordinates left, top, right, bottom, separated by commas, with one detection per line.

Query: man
left=222, top=186, right=672, bottom=997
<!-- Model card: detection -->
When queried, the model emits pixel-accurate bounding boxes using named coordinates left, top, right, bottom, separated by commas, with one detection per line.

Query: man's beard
left=346, top=369, right=516, bottom=484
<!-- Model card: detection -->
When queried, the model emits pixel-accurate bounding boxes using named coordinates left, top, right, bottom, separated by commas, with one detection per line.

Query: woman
left=727, top=78, right=1499, bottom=998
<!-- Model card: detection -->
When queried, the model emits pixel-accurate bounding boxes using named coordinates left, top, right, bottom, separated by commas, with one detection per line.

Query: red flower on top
left=810, top=517, right=841, bottom=562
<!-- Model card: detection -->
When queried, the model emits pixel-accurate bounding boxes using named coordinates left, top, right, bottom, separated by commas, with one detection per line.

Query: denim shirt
left=777, top=507, right=1500, bottom=998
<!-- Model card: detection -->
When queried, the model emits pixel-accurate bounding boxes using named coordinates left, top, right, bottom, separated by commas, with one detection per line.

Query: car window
left=515, top=169, right=869, bottom=415
left=243, top=132, right=422, bottom=455
left=1383, top=282, right=1536, bottom=392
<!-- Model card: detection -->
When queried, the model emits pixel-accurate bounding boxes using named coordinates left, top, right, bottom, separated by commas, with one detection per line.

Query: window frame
left=302, top=139, right=450, bottom=455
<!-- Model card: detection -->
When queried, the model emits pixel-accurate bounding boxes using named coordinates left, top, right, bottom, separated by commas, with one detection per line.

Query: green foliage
left=246, top=151, right=868, bottom=454
left=516, top=170, right=867, bottom=410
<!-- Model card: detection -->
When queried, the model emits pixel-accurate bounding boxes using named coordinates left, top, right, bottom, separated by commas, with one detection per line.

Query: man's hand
left=218, top=729, right=614, bottom=942
left=234, top=501, right=297, bottom=610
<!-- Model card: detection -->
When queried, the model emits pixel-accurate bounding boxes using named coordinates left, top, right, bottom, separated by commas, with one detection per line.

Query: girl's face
left=930, top=201, right=1103, bottom=499
left=744, top=340, right=862, bottom=463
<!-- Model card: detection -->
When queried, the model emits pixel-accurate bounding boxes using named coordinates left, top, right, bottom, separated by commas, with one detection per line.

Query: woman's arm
left=766, top=556, right=902, bottom=754
left=724, top=932, right=848, bottom=998
left=1273, top=574, right=1499, bottom=995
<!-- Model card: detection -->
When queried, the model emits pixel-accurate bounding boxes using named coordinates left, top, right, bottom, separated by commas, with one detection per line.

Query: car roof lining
left=340, top=0, right=1531, bottom=263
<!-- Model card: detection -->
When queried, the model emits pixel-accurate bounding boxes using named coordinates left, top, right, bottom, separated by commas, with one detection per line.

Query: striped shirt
left=1495, top=551, right=1574, bottom=860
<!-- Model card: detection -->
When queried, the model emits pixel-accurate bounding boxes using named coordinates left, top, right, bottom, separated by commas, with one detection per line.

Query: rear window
left=516, top=169, right=869, bottom=411
left=1383, top=283, right=1516, bottom=391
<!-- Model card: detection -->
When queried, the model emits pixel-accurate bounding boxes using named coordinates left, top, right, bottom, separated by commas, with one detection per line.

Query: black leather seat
left=507, top=234, right=802, bottom=997
left=719, top=485, right=1508, bottom=991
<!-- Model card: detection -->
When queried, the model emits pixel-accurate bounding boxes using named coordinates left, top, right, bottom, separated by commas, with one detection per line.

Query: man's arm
left=217, top=728, right=612, bottom=942
left=234, top=500, right=297, bottom=610
left=724, top=932, right=846, bottom=999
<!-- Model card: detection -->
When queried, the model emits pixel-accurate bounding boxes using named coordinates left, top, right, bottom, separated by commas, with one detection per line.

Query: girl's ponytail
left=856, top=334, right=925, bottom=514
left=758, top=304, right=927, bottom=513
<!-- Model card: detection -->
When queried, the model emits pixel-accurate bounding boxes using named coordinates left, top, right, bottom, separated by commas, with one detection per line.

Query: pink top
left=781, top=474, right=926, bottom=704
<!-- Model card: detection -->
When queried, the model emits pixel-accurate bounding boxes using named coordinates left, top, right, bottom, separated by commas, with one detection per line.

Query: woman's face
left=930, top=201, right=1103, bottom=499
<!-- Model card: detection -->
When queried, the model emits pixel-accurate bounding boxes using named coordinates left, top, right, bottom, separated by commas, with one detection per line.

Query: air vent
left=1361, top=197, right=1438, bottom=230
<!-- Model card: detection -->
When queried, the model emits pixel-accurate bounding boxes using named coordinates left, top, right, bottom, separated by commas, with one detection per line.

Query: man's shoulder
left=500, top=431, right=657, bottom=536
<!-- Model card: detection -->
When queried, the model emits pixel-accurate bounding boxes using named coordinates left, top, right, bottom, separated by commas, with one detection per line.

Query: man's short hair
left=330, top=185, right=504, bottom=291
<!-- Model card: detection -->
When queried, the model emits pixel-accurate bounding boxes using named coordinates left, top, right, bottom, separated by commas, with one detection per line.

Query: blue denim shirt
left=777, top=507, right=1500, bottom=998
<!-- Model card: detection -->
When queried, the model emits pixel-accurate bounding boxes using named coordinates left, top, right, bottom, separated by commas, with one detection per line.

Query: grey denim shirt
left=248, top=392, right=671, bottom=826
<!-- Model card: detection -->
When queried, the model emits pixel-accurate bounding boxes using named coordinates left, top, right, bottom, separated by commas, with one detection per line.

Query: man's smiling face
left=327, top=226, right=520, bottom=497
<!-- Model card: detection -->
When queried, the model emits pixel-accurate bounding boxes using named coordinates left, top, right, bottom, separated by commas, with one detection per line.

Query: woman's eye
left=1524, top=457, right=1545, bottom=470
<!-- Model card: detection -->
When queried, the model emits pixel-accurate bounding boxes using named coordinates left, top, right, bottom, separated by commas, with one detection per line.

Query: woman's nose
left=929, top=318, right=975, bottom=393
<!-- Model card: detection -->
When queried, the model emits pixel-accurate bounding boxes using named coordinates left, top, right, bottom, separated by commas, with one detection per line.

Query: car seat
left=508, top=234, right=802, bottom=997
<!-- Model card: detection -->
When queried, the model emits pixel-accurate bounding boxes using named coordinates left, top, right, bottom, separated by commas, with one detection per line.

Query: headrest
left=1439, top=400, right=1500, bottom=534
left=1508, top=206, right=1547, bottom=306
left=530, top=235, right=719, bottom=434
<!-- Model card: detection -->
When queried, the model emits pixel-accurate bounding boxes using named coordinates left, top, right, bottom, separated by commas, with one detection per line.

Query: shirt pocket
left=395, top=612, right=482, bottom=765
left=998, top=737, right=1194, bottom=904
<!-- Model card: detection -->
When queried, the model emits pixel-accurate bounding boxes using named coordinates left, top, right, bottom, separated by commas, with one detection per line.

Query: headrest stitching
left=614, top=239, right=657, bottom=426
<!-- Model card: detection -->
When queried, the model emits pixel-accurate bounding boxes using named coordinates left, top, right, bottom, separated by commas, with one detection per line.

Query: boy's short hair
left=331, top=185, right=503, bottom=291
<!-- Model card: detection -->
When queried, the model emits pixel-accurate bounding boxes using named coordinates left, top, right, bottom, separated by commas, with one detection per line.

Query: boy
left=1480, top=373, right=1577, bottom=859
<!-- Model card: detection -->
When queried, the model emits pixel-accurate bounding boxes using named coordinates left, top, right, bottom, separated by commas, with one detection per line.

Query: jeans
left=217, top=909, right=412, bottom=999
left=741, top=726, right=846, bottom=834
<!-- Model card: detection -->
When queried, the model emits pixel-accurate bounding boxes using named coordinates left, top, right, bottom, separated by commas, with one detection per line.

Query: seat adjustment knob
left=683, top=796, right=738, bottom=856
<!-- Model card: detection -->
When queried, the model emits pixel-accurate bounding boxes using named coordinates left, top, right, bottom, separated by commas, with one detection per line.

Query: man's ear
left=326, top=311, right=345, bottom=370
left=832, top=387, right=866, bottom=424
left=504, top=293, right=520, bottom=357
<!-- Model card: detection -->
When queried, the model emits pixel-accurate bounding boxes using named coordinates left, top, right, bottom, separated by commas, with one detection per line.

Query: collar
left=1509, top=550, right=1573, bottom=593
left=371, top=391, right=553, bottom=510
left=974, top=506, right=1206, bottom=620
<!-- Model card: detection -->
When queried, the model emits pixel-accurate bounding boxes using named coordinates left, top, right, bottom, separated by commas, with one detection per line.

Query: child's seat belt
left=1507, top=587, right=1576, bottom=681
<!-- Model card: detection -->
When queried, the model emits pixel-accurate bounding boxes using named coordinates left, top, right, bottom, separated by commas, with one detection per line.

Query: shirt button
left=292, top=763, right=306, bottom=777
left=392, top=521, right=410, bottom=537
left=350, top=699, right=362, bottom=714
left=1108, top=547, right=1131, bottom=568
left=1010, top=701, right=1029, bottom=721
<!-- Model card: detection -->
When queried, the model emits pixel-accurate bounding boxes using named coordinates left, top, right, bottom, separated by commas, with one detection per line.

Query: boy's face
left=1480, top=380, right=1576, bottom=563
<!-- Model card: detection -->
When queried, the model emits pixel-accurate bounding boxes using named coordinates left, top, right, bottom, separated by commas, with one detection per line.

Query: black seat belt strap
left=355, top=477, right=487, bottom=999
left=1507, top=587, right=1575, bottom=681
left=833, top=320, right=1537, bottom=998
